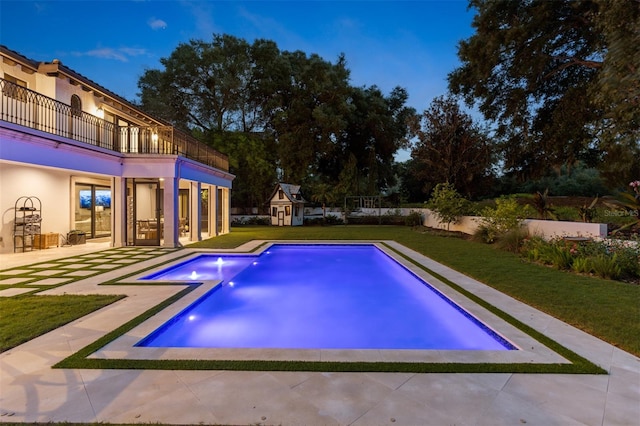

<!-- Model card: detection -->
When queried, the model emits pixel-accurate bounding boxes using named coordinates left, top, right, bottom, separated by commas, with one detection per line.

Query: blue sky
left=1, top=0, right=476, bottom=159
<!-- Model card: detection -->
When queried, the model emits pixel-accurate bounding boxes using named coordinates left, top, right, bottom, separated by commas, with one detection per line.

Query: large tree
left=449, top=0, right=639, bottom=186
left=335, top=86, right=415, bottom=195
left=410, top=95, right=495, bottom=198
left=137, top=34, right=413, bottom=208
left=138, top=34, right=255, bottom=133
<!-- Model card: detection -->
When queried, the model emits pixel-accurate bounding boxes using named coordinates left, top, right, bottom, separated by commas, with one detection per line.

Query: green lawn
left=191, top=225, right=640, bottom=357
left=0, top=294, right=124, bottom=352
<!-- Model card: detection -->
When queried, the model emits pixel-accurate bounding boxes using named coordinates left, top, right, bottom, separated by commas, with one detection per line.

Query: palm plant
left=532, top=188, right=557, bottom=220
left=604, top=181, right=640, bottom=234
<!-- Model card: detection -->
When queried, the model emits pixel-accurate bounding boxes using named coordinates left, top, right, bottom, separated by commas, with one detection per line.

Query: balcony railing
left=0, top=78, right=228, bottom=171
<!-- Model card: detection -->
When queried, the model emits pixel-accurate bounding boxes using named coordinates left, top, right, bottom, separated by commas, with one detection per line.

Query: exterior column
left=224, top=187, right=231, bottom=234
left=211, top=185, right=218, bottom=236
left=111, top=176, right=126, bottom=247
left=162, top=177, right=179, bottom=247
left=189, top=181, right=201, bottom=242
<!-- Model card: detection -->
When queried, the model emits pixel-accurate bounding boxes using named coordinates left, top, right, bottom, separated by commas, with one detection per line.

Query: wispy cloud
left=182, top=1, right=220, bottom=39
left=148, top=17, right=167, bottom=30
left=75, top=47, right=149, bottom=62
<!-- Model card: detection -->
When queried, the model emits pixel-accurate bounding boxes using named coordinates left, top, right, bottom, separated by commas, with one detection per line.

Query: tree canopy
left=448, top=0, right=639, bottom=187
left=137, top=34, right=414, bottom=209
left=410, top=95, right=495, bottom=198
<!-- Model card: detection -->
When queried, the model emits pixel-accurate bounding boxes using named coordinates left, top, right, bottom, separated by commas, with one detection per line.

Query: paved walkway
left=0, top=242, right=638, bottom=425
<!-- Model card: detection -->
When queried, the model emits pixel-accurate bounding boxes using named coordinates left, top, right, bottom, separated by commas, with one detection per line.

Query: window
left=272, top=207, right=277, bottom=217
left=285, top=206, right=291, bottom=216
left=71, top=94, right=82, bottom=116
left=3, top=74, right=27, bottom=101
left=278, top=189, right=284, bottom=199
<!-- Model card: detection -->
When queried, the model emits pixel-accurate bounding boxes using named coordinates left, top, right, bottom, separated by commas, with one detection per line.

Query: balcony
left=0, top=78, right=228, bottom=171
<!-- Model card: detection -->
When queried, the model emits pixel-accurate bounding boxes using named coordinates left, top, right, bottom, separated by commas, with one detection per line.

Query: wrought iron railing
left=0, top=78, right=228, bottom=171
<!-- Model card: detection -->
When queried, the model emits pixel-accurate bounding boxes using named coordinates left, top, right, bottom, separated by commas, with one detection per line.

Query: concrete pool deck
left=0, top=241, right=639, bottom=425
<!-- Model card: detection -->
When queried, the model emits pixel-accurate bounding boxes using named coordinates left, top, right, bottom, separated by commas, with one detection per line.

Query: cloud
left=77, top=47, right=149, bottom=62
left=148, top=17, right=167, bottom=30
left=181, top=1, right=220, bottom=39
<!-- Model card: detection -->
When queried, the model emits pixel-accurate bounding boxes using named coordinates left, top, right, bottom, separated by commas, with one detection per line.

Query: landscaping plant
left=426, top=182, right=470, bottom=231
left=475, top=196, right=531, bottom=244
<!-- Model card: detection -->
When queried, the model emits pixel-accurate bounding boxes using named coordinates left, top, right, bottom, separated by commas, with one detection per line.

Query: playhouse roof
left=269, top=183, right=306, bottom=204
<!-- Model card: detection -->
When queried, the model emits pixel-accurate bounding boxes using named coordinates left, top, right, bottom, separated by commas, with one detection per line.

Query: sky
left=0, top=0, right=477, bottom=160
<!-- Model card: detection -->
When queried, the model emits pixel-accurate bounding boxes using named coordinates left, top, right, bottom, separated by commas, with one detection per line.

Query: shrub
left=427, top=183, right=469, bottom=230
left=590, top=254, right=622, bottom=280
left=520, top=236, right=638, bottom=282
left=554, top=206, right=581, bottom=221
left=232, top=216, right=270, bottom=226
left=477, top=196, right=530, bottom=243
left=495, top=227, right=529, bottom=253
left=571, top=257, right=592, bottom=274
left=304, top=215, right=344, bottom=226
left=404, top=210, right=424, bottom=227
left=547, top=244, right=574, bottom=269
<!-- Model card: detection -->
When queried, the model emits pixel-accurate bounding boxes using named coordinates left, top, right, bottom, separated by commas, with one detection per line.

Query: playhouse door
left=277, top=210, right=285, bottom=226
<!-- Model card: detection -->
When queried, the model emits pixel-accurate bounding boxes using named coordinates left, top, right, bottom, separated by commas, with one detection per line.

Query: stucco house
left=269, top=183, right=306, bottom=226
left=0, top=45, right=234, bottom=253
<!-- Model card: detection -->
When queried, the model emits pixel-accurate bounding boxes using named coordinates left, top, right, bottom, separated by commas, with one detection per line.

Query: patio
left=0, top=241, right=638, bottom=425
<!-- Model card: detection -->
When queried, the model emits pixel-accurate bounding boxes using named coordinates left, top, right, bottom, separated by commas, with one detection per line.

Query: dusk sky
left=1, top=0, right=477, bottom=160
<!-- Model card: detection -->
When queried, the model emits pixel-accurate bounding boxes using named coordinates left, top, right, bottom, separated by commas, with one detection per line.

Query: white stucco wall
left=0, top=162, right=71, bottom=252
left=357, top=207, right=608, bottom=240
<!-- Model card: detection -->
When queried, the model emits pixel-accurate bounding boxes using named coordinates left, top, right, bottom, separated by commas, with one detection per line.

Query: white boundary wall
left=358, top=208, right=607, bottom=240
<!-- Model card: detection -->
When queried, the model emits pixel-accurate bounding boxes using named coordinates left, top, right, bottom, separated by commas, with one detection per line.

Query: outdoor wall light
left=151, top=132, right=159, bottom=143
left=96, top=107, right=104, bottom=119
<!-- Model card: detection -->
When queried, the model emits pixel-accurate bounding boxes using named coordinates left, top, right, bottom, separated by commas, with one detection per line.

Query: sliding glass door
left=74, top=183, right=112, bottom=239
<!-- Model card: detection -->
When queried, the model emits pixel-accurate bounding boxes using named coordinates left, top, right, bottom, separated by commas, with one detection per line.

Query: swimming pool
left=137, top=244, right=515, bottom=351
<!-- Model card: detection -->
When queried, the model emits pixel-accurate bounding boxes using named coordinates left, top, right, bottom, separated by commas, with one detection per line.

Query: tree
left=138, top=34, right=255, bottom=133
left=136, top=34, right=414, bottom=207
left=210, top=131, right=278, bottom=211
left=410, top=95, right=495, bottom=198
left=449, top=0, right=639, bottom=186
left=427, top=183, right=470, bottom=230
left=336, top=86, right=415, bottom=195
left=268, top=51, right=352, bottom=185
left=310, top=182, right=336, bottom=218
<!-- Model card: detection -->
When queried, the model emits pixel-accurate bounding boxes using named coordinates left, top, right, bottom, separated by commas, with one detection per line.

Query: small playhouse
left=269, top=183, right=306, bottom=226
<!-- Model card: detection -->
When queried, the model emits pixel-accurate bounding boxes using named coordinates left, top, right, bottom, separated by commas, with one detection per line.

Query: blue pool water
left=138, top=244, right=515, bottom=350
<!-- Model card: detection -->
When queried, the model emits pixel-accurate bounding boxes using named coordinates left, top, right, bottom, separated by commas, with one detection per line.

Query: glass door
left=133, top=179, right=162, bottom=246
left=74, top=183, right=112, bottom=239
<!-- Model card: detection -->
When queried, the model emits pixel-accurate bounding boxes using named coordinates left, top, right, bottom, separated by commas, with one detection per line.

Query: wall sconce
left=96, top=107, right=104, bottom=119
left=152, top=132, right=159, bottom=143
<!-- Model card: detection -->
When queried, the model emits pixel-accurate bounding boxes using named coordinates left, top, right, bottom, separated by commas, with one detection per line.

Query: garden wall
left=358, top=208, right=607, bottom=240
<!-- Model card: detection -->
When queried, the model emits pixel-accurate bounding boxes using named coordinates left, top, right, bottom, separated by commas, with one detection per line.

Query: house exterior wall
left=0, top=162, right=71, bottom=251
left=0, top=47, right=234, bottom=253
